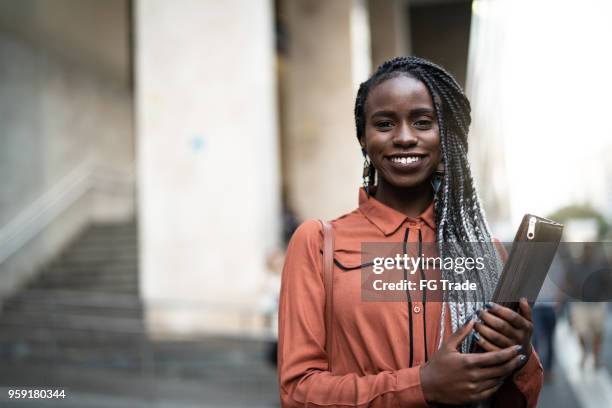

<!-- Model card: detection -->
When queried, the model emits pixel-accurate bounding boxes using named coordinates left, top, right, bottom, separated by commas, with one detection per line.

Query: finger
left=447, top=318, right=476, bottom=350
left=478, top=352, right=528, bottom=379
left=466, top=344, right=522, bottom=368
left=484, top=302, right=530, bottom=331
left=519, top=298, right=533, bottom=322
left=474, top=321, right=515, bottom=348
left=478, top=308, right=522, bottom=341
left=474, top=377, right=504, bottom=394
left=473, top=381, right=504, bottom=402
left=471, top=329, right=502, bottom=352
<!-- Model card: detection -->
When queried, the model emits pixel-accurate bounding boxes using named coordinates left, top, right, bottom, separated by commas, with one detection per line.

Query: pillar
left=135, top=0, right=280, bottom=336
left=281, top=0, right=369, bottom=221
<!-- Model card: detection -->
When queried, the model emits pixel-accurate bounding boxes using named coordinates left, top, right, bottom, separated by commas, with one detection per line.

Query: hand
left=420, top=319, right=526, bottom=405
left=473, top=298, right=534, bottom=361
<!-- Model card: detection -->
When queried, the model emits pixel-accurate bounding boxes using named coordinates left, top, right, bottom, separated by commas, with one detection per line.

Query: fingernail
left=519, top=355, right=527, bottom=364
left=484, top=302, right=494, bottom=309
left=515, top=345, right=523, bottom=353
left=472, top=331, right=481, bottom=342
left=462, top=313, right=477, bottom=327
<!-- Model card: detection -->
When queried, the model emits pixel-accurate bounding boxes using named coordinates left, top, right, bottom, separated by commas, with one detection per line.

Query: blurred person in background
left=278, top=57, right=543, bottom=407
left=531, top=255, right=564, bottom=382
left=552, top=211, right=611, bottom=371
left=566, top=242, right=610, bottom=370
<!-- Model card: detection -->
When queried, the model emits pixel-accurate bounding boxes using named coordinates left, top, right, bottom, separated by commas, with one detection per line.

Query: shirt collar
left=358, top=187, right=436, bottom=236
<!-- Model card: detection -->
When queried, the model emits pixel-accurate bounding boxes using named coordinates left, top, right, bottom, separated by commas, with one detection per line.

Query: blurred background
left=0, top=0, right=610, bottom=406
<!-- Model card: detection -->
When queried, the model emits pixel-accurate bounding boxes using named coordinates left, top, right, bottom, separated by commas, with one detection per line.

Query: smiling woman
left=278, top=56, right=544, bottom=408
left=360, top=75, right=441, bottom=205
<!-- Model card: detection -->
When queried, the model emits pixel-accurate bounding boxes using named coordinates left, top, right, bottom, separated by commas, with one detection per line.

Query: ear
left=359, top=137, right=367, bottom=155
left=436, top=160, right=445, bottom=173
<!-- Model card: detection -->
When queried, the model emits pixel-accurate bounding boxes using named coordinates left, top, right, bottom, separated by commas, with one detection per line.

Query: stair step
left=89, top=223, right=137, bottom=231
left=77, top=232, right=137, bottom=242
left=0, top=344, right=146, bottom=370
left=0, top=342, right=274, bottom=376
left=60, top=250, right=138, bottom=262
left=0, top=325, right=145, bottom=343
left=34, top=278, right=138, bottom=286
left=38, top=274, right=138, bottom=285
left=41, top=266, right=138, bottom=275
left=50, top=258, right=138, bottom=268
left=69, top=241, right=138, bottom=252
left=7, top=289, right=142, bottom=307
left=3, top=302, right=143, bottom=318
left=0, top=311, right=145, bottom=333
left=31, top=284, right=139, bottom=294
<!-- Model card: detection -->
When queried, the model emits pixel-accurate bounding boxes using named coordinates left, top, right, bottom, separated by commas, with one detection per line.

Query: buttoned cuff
left=395, top=367, right=430, bottom=408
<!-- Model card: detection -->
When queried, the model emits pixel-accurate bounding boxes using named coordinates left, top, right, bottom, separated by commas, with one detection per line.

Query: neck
left=373, top=180, right=434, bottom=218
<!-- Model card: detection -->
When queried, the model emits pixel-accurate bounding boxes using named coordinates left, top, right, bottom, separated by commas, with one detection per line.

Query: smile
left=389, top=156, right=422, bottom=165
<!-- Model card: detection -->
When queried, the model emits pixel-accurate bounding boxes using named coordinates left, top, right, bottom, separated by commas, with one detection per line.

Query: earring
left=431, top=162, right=444, bottom=194
left=362, top=154, right=372, bottom=196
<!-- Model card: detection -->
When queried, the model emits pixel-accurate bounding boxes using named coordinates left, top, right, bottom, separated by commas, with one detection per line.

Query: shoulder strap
left=319, top=219, right=334, bottom=369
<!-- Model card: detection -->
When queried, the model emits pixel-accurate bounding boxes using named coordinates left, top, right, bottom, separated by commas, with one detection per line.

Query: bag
left=319, top=220, right=334, bottom=371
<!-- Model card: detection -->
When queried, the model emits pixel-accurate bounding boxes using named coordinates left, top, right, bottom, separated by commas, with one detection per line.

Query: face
left=361, top=75, right=441, bottom=190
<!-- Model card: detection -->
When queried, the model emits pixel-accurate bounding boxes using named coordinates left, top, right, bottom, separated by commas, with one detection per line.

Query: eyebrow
left=370, top=108, right=435, bottom=119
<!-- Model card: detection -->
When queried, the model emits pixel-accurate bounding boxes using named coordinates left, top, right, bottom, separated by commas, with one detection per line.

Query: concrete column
left=281, top=0, right=369, bottom=221
left=368, top=0, right=409, bottom=68
left=135, top=0, right=280, bottom=336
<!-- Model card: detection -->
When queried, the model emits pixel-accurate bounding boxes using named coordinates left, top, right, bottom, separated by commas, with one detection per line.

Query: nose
left=392, top=122, right=418, bottom=147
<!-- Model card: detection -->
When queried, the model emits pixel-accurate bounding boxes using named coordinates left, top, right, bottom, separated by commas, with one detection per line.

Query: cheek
left=363, top=132, right=385, bottom=155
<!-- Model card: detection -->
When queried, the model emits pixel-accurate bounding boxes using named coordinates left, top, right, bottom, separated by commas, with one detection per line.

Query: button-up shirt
left=278, top=188, right=544, bottom=407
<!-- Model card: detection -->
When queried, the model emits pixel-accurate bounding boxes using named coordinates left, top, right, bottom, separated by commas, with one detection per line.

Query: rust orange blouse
left=278, top=188, right=544, bottom=407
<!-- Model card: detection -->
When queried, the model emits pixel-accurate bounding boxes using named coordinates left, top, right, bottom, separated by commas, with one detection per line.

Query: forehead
left=365, top=75, right=434, bottom=113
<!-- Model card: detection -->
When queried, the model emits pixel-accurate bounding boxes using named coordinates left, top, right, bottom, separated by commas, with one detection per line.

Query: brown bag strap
left=319, top=220, right=334, bottom=369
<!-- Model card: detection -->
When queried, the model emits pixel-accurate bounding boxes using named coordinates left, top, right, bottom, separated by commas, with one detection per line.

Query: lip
left=385, top=154, right=428, bottom=171
left=386, top=152, right=428, bottom=158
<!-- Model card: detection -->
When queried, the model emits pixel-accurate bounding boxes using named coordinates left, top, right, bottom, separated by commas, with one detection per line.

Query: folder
left=492, top=214, right=564, bottom=310
left=469, top=214, right=563, bottom=354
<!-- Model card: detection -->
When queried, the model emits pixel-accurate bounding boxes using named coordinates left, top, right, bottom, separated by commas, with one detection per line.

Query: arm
left=493, top=351, right=544, bottom=408
left=277, top=220, right=428, bottom=408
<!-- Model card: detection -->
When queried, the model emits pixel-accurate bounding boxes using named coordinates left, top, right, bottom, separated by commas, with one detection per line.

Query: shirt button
left=413, top=305, right=421, bottom=314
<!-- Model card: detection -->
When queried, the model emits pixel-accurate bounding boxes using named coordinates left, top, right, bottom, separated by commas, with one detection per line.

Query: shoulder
left=292, top=206, right=364, bottom=239
left=291, top=219, right=323, bottom=242
left=286, top=219, right=324, bottom=257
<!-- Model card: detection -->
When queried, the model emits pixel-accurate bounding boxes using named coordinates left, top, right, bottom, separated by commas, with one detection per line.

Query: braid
left=354, top=56, right=503, bottom=353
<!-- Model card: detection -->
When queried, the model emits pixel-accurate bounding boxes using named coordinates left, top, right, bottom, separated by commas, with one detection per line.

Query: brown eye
left=414, top=119, right=433, bottom=129
left=375, top=121, right=393, bottom=130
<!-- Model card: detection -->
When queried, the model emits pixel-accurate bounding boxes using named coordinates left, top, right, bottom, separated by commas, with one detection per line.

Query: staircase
left=0, top=222, right=145, bottom=369
left=0, top=222, right=279, bottom=407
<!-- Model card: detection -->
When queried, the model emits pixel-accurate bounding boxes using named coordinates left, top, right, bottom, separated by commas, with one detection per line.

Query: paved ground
left=537, top=304, right=612, bottom=408
left=0, top=360, right=279, bottom=408
left=1, top=305, right=612, bottom=407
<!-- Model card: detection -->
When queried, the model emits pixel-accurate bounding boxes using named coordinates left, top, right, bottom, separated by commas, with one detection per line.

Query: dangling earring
left=431, top=161, right=444, bottom=194
left=362, top=152, right=372, bottom=196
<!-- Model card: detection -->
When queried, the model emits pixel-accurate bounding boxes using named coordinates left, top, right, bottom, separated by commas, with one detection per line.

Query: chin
left=384, top=174, right=431, bottom=190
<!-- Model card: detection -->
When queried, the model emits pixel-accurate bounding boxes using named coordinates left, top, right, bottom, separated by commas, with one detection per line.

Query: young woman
left=278, top=56, right=543, bottom=407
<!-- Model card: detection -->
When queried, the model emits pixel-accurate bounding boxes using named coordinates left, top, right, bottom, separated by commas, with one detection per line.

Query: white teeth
left=391, top=156, right=421, bottom=164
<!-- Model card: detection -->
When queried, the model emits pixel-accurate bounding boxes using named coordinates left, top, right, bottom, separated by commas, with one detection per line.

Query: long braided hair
left=354, top=56, right=504, bottom=353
